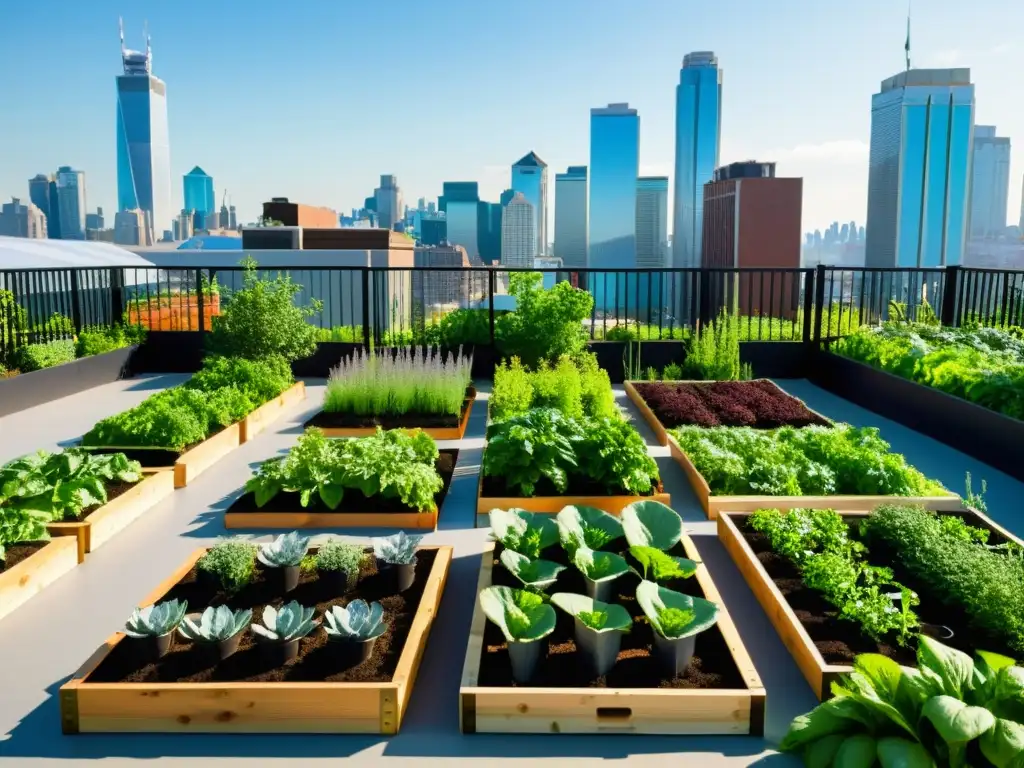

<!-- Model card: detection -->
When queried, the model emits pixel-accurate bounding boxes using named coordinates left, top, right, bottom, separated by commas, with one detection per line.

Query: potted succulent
left=324, top=599, right=388, bottom=664
left=372, top=532, right=422, bottom=592
left=257, top=531, right=311, bottom=593
left=178, top=605, right=253, bottom=662
left=550, top=592, right=632, bottom=677
left=123, top=599, right=188, bottom=660
left=479, top=585, right=556, bottom=684
left=251, top=601, right=318, bottom=664
left=499, top=550, right=566, bottom=592
left=315, top=539, right=366, bottom=594
left=636, top=581, right=719, bottom=676
left=555, top=505, right=624, bottom=556
left=489, top=508, right=558, bottom=559
left=571, top=546, right=629, bottom=602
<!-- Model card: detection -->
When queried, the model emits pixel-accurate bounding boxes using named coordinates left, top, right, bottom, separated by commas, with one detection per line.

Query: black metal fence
left=2, top=264, right=1023, bottom=365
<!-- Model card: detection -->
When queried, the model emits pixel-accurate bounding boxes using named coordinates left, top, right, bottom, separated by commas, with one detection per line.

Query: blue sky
left=1, top=0, right=1021, bottom=234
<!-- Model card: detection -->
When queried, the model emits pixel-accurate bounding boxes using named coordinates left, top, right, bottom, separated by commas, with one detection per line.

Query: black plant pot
left=507, top=638, right=545, bottom=684
left=376, top=558, right=417, bottom=592
left=652, top=632, right=696, bottom=677
left=256, top=635, right=301, bottom=665
left=329, top=635, right=378, bottom=666
left=573, top=620, right=622, bottom=678
left=319, top=568, right=356, bottom=595
left=275, top=564, right=301, bottom=593
left=128, top=631, right=174, bottom=662
left=194, top=629, right=246, bottom=663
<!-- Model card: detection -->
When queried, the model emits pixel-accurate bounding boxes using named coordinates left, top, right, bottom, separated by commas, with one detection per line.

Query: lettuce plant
left=479, top=585, right=556, bottom=643
left=499, top=550, right=565, bottom=592
left=489, top=508, right=558, bottom=559
left=621, top=500, right=683, bottom=551
left=635, top=581, right=719, bottom=640
left=0, top=507, right=50, bottom=562
left=550, top=592, right=632, bottom=633
left=629, top=546, right=698, bottom=583
left=555, top=505, right=623, bottom=556
left=572, top=546, right=629, bottom=583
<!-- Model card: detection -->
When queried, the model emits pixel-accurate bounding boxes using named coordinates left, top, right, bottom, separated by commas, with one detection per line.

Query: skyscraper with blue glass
left=511, top=152, right=548, bottom=257
left=442, top=181, right=480, bottom=260
left=672, top=52, right=722, bottom=272
left=183, top=166, right=215, bottom=221
left=116, top=24, right=171, bottom=246
left=588, top=103, right=639, bottom=314
left=865, top=68, right=975, bottom=268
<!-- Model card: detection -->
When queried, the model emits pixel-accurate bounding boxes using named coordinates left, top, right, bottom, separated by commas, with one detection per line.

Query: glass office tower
left=442, top=181, right=480, bottom=260
left=969, top=126, right=1011, bottom=239
left=116, top=29, right=171, bottom=246
left=554, top=166, right=588, bottom=270
left=511, top=152, right=548, bottom=257
left=866, top=69, right=975, bottom=268
left=183, top=166, right=215, bottom=221
left=588, top=103, right=639, bottom=315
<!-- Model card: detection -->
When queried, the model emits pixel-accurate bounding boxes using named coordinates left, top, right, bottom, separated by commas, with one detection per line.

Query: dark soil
left=0, top=542, right=48, bottom=571
left=738, top=510, right=1015, bottom=665
left=305, top=388, right=475, bottom=431
left=86, top=548, right=438, bottom=684
left=228, top=449, right=458, bottom=515
left=478, top=543, right=746, bottom=689
left=481, top=473, right=663, bottom=500
left=634, top=380, right=831, bottom=429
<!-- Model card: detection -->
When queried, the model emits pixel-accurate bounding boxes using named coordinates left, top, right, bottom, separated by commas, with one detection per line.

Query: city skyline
left=1, top=0, right=1022, bottom=235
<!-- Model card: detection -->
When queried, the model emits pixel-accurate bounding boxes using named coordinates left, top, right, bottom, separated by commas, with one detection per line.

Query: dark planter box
left=129, top=332, right=205, bottom=374
left=0, top=346, right=137, bottom=418
left=810, top=350, right=1024, bottom=483
left=588, top=341, right=687, bottom=383
left=740, top=341, right=812, bottom=379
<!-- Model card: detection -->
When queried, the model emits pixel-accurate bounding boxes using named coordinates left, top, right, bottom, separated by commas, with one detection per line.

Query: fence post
left=488, top=269, right=496, bottom=344
left=802, top=268, right=815, bottom=346
left=812, top=265, right=826, bottom=345
left=940, top=265, right=960, bottom=327
left=195, top=268, right=205, bottom=332
left=69, top=270, right=83, bottom=333
left=697, top=270, right=712, bottom=328
left=361, top=268, right=371, bottom=348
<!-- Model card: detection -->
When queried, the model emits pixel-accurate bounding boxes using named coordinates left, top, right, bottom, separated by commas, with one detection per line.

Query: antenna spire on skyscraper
left=119, top=16, right=125, bottom=52
left=905, top=0, right=912, bottom=71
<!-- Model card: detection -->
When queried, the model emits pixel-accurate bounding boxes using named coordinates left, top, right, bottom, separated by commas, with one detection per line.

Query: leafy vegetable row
left=490, top=353, right=618, bottom=422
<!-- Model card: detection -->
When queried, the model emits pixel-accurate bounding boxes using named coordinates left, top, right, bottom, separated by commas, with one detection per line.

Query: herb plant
left=494, top=273, right=593, bottom=367
left=315, top=540, right=365, bottom=576
left=75, top=323, right=146, bottom=358
left=197, top=540, right=258, bottom=594
left=183, top=354, right=293, bottom=404
left=491, top=354, right=617, bottom=422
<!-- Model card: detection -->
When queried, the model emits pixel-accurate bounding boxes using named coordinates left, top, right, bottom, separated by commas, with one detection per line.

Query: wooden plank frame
left=60, top=544, right=453, bottom=734
left=47, top=471, right=175, bottom=563
left=224, top=508, right=438, bottom=531
left=310, top=388, right=476, bottom=440
left=172, top=423, right=242, bottom=488
left=0, top=537, right=79, bottom=624
left=241, top=381, right=307, bottom=443
left=717, top=508, right=1024, bottom=701
left=459, top=541, right=765, bottom=735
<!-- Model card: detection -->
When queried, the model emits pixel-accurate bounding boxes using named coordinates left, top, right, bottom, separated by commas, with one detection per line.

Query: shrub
left=14, top=339, right=76, bottom=372
left=185, top=354, right=293, bottom=404
left=197, top=540, right=258, bottom=594
left=315, top=540, right=365, bottom=578
left=207, top=256, right=322, bottom=362
left=683, top=311, right=751, bottom=381
left=75, top=324, right=146, bottom=358
left=495, top=273, right=593, bottom=367
left=490, top=353, right=617, bottom=421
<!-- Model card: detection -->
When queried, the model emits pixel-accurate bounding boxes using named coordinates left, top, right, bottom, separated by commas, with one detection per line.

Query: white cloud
left=923, top=48, right=964, bottom=67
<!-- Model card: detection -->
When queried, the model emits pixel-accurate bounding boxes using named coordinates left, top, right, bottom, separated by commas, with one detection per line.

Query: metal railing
left=2, top=264, right=1023, bottom=365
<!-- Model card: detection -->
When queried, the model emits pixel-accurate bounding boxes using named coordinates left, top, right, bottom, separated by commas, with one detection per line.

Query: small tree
left=207, top=256, right=322, bottom=362
left=496, top=273, right=593, bottom=368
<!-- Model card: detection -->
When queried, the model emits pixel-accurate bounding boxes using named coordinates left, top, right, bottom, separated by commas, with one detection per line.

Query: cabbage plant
left=555, top=505, right=623, bottom=556
left=635, top=581, right=719, bottom=640
left=621, top=500, right=683, bottom=551
left=489, top=508, right=558, bottom=559
left=499, top=550, right=565, bottom=592
left=479, top=585, right=556, bottom=643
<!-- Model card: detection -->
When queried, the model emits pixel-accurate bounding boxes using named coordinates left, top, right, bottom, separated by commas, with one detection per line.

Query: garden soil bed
left=61, top=544, right=453, bottom=733
left=476, top=471, right=670, bottom=517
left=224, top=450, right=458, bottom=530
left=304, top=387, right=476, bottom=440
left=0, top=537, right=79, bottom=624
left=718, top=509, right=1023, bottom=700
left=460, top=540, right=765, bottom=735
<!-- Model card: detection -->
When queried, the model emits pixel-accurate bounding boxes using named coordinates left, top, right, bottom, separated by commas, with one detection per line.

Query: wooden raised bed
left=60, top=544, right=453, bottom=734
left=459, top=540, right=765, bottom=735
left=0, top=537, right=79, bottom=624
left=717, top=508, right=1023, bottom=700
left=307, top=387, right=476, bottom=440
left=241, top=381, right=307, bottom=443
left=669, top=435, right=962, bottom=520
left=47, top=472, right=175, bottom=562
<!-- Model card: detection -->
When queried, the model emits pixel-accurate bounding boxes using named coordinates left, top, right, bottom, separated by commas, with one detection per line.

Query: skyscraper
left=85, top=208, right=105, bottom=231
left=477, top=201, right=503, bottom=264
left=969, top=126, right=1011, bottom=238
left=114, top=208, right=147, bottom=245
left=672, top=52, right=723, bottom=272
left=511, top=152, right=548, bottom=257
left=375, top=174, right=403, bottom=230
left=588, top=103, right=639, bottom=313
left=28, top=174, right=51, bottom=224
left=554, top=165, right=588, bottom=270
left=865, top=68, right=975, bottom=267
left=501, top=192, right=536, bottom=268
left=636, top=177, right=669, bottom=270
left=442, top=181, right=480, bottom=260
left=0, top=198, right=47, bottom=238
left=116, top=22, right=171, bottom=246
left=55, top=166, right=87, bottom=240
left=183, top=166, right=215, bottom=221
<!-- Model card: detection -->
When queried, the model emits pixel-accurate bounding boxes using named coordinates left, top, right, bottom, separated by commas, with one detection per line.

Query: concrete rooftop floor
left=0, top=376, right=1020, bottom=767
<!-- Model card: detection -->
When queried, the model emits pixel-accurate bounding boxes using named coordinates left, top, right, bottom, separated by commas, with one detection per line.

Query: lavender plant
left=323, top=346, right=472, bottom=417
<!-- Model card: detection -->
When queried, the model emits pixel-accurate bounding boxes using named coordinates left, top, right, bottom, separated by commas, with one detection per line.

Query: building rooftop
left=513, top=151, right=547, bottom=168
left=880, top=68, right=972, bottom=91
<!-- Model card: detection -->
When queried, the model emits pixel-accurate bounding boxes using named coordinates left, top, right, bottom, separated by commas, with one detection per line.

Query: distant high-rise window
left=55, top=166, right=87, bottom=240
left=969, top=126, right=1011, bottom=239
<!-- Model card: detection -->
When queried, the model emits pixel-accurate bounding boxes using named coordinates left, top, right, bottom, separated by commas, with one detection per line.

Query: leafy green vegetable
left=550, top=592, right=632, bottom=633
left=14, top=339, right=76, bottom=372
left=635, top=580, right=719, bottom=640
left=555, top=505, right=623, bottom=556
left=479, top=585, right=557, bottom=643
left=489, top=508, right=559, bottom=559
left=748, top=507, right=861, bottom=565
left=75, top=323, right=146, bottom=358
left=499, top=550, right=565, bottom=591
left=629, top=546, right=698, bottom=583
left=620, top=500, right=683, bottom=551
left=493, top=272, right=593, bottom=367
left=0, top=507, right=50, bottom=561
left=572, top=546, right=629, bottom=582
left=491, top=354, right=618, bottom=421
left=184, top=354, right=293, bottom=404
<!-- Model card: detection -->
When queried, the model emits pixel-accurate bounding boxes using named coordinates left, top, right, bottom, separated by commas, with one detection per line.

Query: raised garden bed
left=717, top=508, right=1024, bottom=700
left=46, top=472, right=175, bottom=562
left=625, top=379, right=831, bottom=446
left=476, top=470, right=671, bottom=518
left=304, top=387, right=476, bottom=440
left=60, top=543, right=453, bottom=734
left=225, top=449, right=459, bottom=530
left=0, top=537, right=79, bottom=624
left=241, top=380, right=307, bottom=442
left=459, top=539, right=765, bottom=735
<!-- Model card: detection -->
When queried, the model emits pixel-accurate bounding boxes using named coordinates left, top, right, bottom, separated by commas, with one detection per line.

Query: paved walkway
left=0, top=377, right=1019, bottom=766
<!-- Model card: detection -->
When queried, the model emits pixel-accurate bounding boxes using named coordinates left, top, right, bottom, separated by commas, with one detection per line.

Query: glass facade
left=511, top=152, right=548, bottom=257
left=866, top=70, right=975, bottom=268
left=554, top=166, right=587, bottom=269
left=117, top=74, right=172, bottom=245
left=672, top=52, right=722, bottom=272
left=588, top=104, right=639, bottom=314
left=969, top=126, right=1012, bottom=238
left=442, top=182, right=479, bottom=260
left=183, top=166, right=215, bottom=218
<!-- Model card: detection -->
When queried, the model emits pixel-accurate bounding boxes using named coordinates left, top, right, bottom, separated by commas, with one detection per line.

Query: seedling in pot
left=123, top=599, right=188, bottom=659
left=550, top=592, right=632, bottom=678
left=555, top=505, right=623, bottom=557
left=499, top=550, right=566, bottom=592
left=372, top=532, right=422, bottom=592
left=324, top=599, right=388, bottom=665
left=251, top=601, right=318, bottom=664
left=197, top=540, right=257, bottom=594
left=178, top=606, right=253, bottom=662
left=636, top=580, right=719, bottom=676
left=479, top=585, right=556, bottom=684
left=572, top=546, right=629, bottom=602
left=315, top=539, right=366, bottom=593
left=621, top=500, right=683, bottom=551
left=489, top=508, right=558, bottom=559
left=629, top=546, right=698, bottom=584
left=258, top=531, right=311, bottom=593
